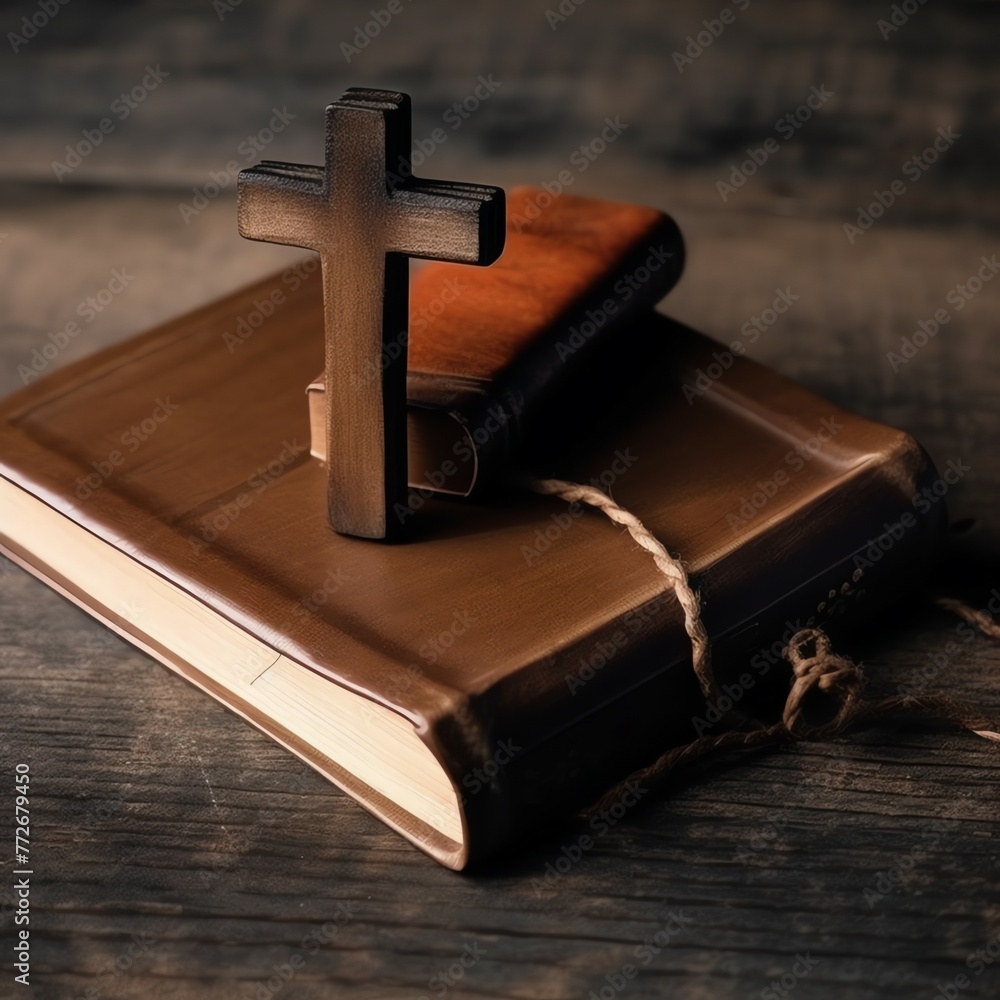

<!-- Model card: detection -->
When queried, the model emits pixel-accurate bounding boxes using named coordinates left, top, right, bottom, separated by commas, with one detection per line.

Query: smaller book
left=307, top=185, right=684, bottom=496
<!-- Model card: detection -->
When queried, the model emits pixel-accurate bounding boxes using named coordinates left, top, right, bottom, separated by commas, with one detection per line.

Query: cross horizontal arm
left=387, top=181, right=505, bottom=265
left=237, top=161, right=327, bottom=249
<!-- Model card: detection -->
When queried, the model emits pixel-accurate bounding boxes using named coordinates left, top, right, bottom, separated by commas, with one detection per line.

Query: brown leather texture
left=307, top=185, right=685, bottom=496
left=406, top=184, right=681, bottom=379
left=0, top=268, right=944, bottom=868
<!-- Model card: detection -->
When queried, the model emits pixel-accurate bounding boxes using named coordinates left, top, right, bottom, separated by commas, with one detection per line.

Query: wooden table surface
left=1, top=2, right=998, bottom=997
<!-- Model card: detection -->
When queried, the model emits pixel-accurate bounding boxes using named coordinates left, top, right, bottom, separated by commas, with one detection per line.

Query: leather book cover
left=307, top=185, right=685, bottom=496
left=0, top=268, right=944, bottom=869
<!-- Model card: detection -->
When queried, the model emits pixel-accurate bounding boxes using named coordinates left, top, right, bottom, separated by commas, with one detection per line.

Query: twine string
left=527, top=477, right=1000, bottom=816
left=529, top=478, right=716, bottom=703
left=934, top=596, right=1000, bottom=638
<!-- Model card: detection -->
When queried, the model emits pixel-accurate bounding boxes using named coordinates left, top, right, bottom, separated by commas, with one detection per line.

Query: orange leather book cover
left=307, top=185, right=685, bottom=497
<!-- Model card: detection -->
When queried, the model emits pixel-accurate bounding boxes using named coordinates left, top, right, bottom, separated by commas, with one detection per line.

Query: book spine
left=455, top=216, right=685, bottom=493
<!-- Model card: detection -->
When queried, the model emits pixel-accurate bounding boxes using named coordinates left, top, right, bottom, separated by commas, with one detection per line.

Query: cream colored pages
left=0, top=475, right=462, bottom=844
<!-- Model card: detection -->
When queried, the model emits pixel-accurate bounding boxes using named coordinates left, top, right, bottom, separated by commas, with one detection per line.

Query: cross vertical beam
left=237, top=89, right=505, bottom=539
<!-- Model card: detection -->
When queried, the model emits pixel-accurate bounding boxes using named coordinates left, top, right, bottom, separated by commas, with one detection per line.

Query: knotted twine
left=528, top=478, right=1000, bottom=817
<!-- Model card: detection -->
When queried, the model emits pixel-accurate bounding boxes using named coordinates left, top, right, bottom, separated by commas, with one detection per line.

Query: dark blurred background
left=1, top=3, right=998, bottom=998
left=1, top=0, right=997, bottom=534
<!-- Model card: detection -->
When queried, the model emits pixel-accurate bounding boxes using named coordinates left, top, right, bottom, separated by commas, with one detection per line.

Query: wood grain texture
left=1, top=1, right=998, bottom=997
left=237, top=89, right=505, bottom=537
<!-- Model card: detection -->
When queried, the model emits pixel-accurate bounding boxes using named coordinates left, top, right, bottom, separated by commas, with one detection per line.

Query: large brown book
left=0, top=266, right=943, bottom=869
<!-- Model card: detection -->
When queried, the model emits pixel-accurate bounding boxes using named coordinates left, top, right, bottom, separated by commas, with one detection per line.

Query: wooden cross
left=237, top=88, right=505, bottom=540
